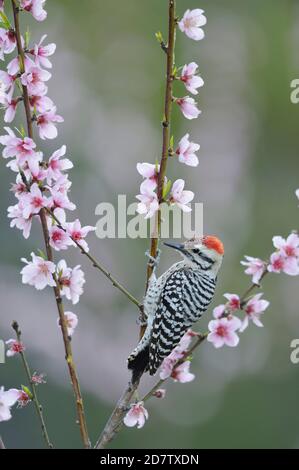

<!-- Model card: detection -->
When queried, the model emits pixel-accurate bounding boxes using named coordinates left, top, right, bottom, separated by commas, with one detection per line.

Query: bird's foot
left=145, top=248, right=161, bottom=268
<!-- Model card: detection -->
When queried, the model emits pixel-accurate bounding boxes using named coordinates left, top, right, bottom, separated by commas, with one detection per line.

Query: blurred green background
left=1, top=0, right=299, bottom=449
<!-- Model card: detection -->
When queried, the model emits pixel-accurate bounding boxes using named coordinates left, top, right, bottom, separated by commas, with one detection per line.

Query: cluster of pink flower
left=136, top=9, right=206, bottom=219
left=0, top=365, right=46, bottom=421
left=0, top=0, right=95, bottom=422
left=207, top=224, right=299, bottom=349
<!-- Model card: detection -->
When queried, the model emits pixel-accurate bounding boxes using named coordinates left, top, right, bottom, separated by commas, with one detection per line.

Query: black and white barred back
left=128, top=246, right=219, bottom=383
left=148, top=267, right=216, bottom=374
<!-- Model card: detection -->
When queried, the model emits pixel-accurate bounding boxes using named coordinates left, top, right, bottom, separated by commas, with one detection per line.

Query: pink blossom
left=21, top=252, right=56, bottom=290
left=58, top=311, right=78, bottom=337
left=57, top=260, right=85, bottom=304
left=176, top=96, right=201, bottom=120
left=240, top=293, right=270, bottom=332
left=7, top=201, right=33, bottom=239
left=31, top=372, right=46, bottom=385
left=5, top=339, right=25, bottom=357
left=170, top=179, right=194, bottom=212
left=22, top=182, right=49, bottom=218
left=37, top=106, right=64, bottom=140
left=152, top=389, right=166, bottom=399
left=0, top=28, right=16, bottom=60
left=31, top=35, right=56, bottom=68
left=176, top=329, right=198, bottom=352
left=124, top=402, right=148, bottom=429
left=7, top=56, right=20, bottom=76
left=23, top=157, right=47, bottom=182
left=0, top=88, right=20, bottom=123
left=48, top=223, right=72, bottom=251
left=272, top=233, right=299, bottom=259
left=29, top=89, right=54, bottom=113
left=21, top=64, right=51, bottom=95
left=213, top=304, right=225, bottom=319
left=269, top=233, right=299, bottom=276
left=17, top=390, right=31, bottom=408
left=160, top=349, right=183, bottom=380
left=241, top=256, right=265, bottom=285
left=137, top=162, right=160, bottom=192
left=178, top=9, right=207, bottom=41
left=0, top=387, right=20, bottom=422
left=171, top=361, right=195, bottom=383
left=48, top=186, right=76, bottom=212
left=20, top=0, right=47, bottom=22
left=48, top=174, right=72, bottom=196
left=223, top=293, right=241, bottom=311
left=0, top=127, right=36, bottom=160
left=176, top=133, right=199, bottom=167
left=6, top=147, right=43, bottom=177
left=47, top=145, right=73, bottom=183
left=180, top=62, right=204, bottom=95
left=268, top=251, right=299, bottom=276
left=207, top=316, right=241, bottom=348
left=10, top=175, right=27, bottom=198
left=136, top=186, right=159, bottom=219
left=0, top=70, right=16, bottom=92
left=159, top=330, right=197, bottom=379
left=66, top=219, right=95, bottom=252
left=48, top=176, right=75, bottom=211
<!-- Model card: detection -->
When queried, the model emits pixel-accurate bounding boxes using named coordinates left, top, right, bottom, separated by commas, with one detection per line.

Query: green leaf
left=162, top=180, right=172, bottom=199
left=37, top=249, right=46, bottom=260
left=20, top=125, right=26, bottom=138
left=169, top=135, right=174, bottom=149
left=172, top=65, right=177, bottom=77
left=21, top=385, right=33, bottom=400
left=0, top=11, right=11, bottom=29
left=155, top=31, right=163, bottom=43
left=25, top=29, right=31, bottom=50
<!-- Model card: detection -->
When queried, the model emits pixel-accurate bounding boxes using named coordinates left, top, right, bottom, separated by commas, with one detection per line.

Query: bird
left=128, top=235, right=224, bottom=383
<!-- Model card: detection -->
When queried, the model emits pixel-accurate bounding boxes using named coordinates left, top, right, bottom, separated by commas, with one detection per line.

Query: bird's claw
left=136, top=316, right=147, bottom=327
left=145, top=248, right=161, bottom=268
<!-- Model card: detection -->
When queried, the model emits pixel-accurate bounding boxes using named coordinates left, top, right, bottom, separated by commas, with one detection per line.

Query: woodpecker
left=128, top=235, right=224, bottom=383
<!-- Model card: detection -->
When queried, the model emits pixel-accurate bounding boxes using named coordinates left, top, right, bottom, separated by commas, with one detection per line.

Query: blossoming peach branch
left=0, top=0, right=90, bottom=447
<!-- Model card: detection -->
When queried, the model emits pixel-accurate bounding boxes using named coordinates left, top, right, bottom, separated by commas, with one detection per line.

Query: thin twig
left=11, top=0, right=90, bottom=448
left=46, top=209, right=141, bottom=309
left=12, top=321, right=53, bottom=449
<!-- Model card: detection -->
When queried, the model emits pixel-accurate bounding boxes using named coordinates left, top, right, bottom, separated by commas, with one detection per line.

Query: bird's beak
left=163, top=241, right=185, bottom=252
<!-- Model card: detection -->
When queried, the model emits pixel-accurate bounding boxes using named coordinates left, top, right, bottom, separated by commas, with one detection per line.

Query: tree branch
left=11, top=0, right=90, bottom=448
left=12, top=321, right=53, bottom=449
left=94, top=1, right=177, bottom=448
left=94, top=379, right=140, bottom=449
left=142, top=0, right=176, bottom=334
